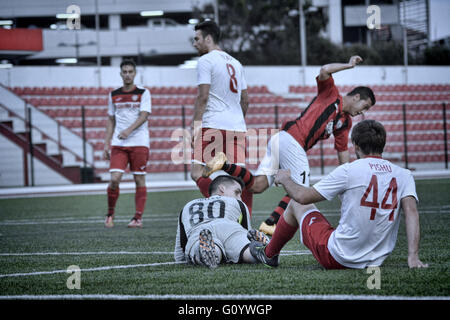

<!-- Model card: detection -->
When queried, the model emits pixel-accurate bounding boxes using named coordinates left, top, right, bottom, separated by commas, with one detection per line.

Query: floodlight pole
left=95, top=0, right=102, bottom=87
left=299, top=0, right=307, bottom=85
left=365, top=0, right=372, bottom=47
left=214, top=0, right=219, bottom=24
left=402, top=25, right=408, bottom=85
left=399, top=0, right=408, bottom=85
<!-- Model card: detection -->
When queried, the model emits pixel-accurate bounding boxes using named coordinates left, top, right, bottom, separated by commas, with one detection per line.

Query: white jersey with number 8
left=196, top=50, right=247, bottom=132
left=313, top=156, right=418, bottom=268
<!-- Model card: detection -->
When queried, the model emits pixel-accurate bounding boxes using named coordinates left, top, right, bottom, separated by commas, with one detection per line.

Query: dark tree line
left=194, top=0, right=449, bottom=65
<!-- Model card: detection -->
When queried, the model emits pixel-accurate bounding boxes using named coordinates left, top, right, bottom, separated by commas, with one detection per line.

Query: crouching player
left=174, top=175, right=269, bottom=268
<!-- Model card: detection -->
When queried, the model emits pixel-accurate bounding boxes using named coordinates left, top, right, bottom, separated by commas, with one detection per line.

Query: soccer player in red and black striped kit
left=203, top=55, right=376, bottom=235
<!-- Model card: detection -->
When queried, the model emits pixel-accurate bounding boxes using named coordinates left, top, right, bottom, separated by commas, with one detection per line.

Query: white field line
left=0, top=212, right=339, bottom=226
left=0, top=219, right=173, bottom=226
left=2, top=207, right=448, bottom=226
left=0, top=294, right=448, bottom=300
left=0, top=261, right=183, bottom=278
left=0, top=251, right=174, bottom=256
left=0, top=250, right=311, bottom=257
left=0, top=250, right=311, bottom=278
left=0, top=205, right=447, bottom=226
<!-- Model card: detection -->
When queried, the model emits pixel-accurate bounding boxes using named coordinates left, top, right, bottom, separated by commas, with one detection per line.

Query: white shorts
left=255, top=130, right=310, bottom=187
left=185, top=219, right=250, bottom=264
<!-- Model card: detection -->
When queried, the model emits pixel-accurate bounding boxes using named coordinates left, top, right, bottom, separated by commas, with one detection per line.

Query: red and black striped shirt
left=282, top=76, right=352, bottom=152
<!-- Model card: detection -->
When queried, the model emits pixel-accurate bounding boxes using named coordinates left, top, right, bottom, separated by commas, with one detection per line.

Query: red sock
left=241, top=189, right=253, bottom=217
left=222, top=163, right=254, bottom=188
left=107, top=186, right=120, bottom=216
left=196, top=177, right=211, bottom=197
left=265, top=214, right=298, bottom=258
left=134, top=186, right=147, bottom=219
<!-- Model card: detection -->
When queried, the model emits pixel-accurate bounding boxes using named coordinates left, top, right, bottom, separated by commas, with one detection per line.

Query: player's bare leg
left=105, top=171, right=123, bottom=228
left=258, top=200, right=317, bottom=264
left=249, top=175, right=269, bottom=193
left=191, top=162, right=204, bottom=182
left=109, top=171, right=123, bottom=189
left=283, top=200, right=318, bottom=228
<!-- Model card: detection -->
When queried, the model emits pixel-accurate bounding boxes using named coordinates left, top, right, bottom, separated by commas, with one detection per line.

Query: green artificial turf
left=0, top=179, right=449, bottom=298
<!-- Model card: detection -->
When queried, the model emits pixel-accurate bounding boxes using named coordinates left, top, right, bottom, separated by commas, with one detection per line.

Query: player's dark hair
left=347, top=86, right=376, bottom=106
left=120, top=59, right=136, bottom=70
left=208, top=175, right=244, bottom=196
left=195, top=20, right=221, bottom=43
left=351, top=119, right=386, bottom=155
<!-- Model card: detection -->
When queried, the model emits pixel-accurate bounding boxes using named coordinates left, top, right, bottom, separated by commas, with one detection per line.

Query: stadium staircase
left=0, top=120, right=88, bottom=184
left=0, top=84, right=95, bottom=185
left=6, top=83, right=450, bottom=183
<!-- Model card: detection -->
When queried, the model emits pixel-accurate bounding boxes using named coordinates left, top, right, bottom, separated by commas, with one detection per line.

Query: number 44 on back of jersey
left=360, top=175, right=398, bottom=221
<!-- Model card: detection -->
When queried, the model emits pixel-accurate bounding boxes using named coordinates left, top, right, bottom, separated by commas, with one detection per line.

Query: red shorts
left=109, top=146, right=149, bottom=175
left=300, top=210, right=346, bottom=270
left=192, top=128, right=246, bottom=165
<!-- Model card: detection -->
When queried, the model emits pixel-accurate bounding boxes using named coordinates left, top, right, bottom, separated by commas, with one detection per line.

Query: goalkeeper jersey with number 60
left=313, top=156, right=418, bottom=268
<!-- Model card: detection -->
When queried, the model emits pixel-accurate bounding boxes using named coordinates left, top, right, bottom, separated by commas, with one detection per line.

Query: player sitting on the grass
left=174, top=175, right=269, bottom=269
left=249, top=120, right=428, bottom=269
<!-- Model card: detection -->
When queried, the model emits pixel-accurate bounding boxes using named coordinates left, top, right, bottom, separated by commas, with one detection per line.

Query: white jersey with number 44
left=313, top=156, right=418, bottom=268
left=196, top=50, right=247, bottom=132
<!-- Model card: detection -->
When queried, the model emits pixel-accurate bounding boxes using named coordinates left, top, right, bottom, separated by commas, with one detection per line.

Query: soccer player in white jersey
left=103, top=59, right=151, bottom=228
left=189, top=20, right=254, bottom=216
left=174, top=175, right=269, bottom=268
left=250, top=120, right=428, bottom=269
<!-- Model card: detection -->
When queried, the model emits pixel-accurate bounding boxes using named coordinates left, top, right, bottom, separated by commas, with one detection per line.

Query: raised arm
left=401, top=196, right=428, bottom=268
left=318, top=56, right=363, bottom=81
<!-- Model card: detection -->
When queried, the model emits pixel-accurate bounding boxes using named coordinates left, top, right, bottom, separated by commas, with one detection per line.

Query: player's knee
left=109, top=173, right=122, bottom=188
left=134, top=175, right=146, bottom=187
left=250, top=176, right=269, bottom=194
left=190, top=164, right=203, bottom=181
left=109, top=176, right=120, bottom=189
left=290, top=201, right=317, bottom=222
left=109, top=180, right=120, bottom=189
left=190, top=170, right=201, bottom=182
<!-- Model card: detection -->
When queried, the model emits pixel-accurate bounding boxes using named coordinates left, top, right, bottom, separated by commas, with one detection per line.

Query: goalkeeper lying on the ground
left=174, top=175, right=269, bottom=269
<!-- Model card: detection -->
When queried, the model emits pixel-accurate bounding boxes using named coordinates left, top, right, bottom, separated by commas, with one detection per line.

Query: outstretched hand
left=349, top=55, right=363, bottom=67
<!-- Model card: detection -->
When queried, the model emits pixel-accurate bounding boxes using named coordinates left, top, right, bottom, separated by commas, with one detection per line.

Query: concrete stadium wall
left=0, top=65, right=449, bottom=94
